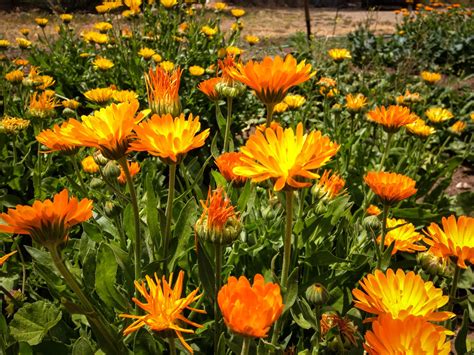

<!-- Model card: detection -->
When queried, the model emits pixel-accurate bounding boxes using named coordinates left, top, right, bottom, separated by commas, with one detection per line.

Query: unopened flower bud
left=90, top=177, right=104, bottom=189
left=103, top=161, right=121, bottom=179
left=306, top=283, right=330, bottom=306
left=104, top=201, right=122, bottom=218
left=93, top=151, right=108, bottom=166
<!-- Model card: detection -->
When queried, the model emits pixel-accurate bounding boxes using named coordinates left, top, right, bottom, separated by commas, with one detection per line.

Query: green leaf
left=82, top=222, right=103, bottom=243
left=169, top=199, right=198, bottom=270
left=123, top=203, right=136, bottom=243
left=9, top=301, right=62, bottom=346
left=95, top=243, right=128, bottom=311
left=211, top=170, right=227, bottom=188
left=72, top=336, right=95, bottom=355
left=283, top=267, right=299, bottom=313
left=196, top=240, right=215, bottom=301
left=455, top=309, right=469, bottom=355
left=313, top=251, right=346, bottom=265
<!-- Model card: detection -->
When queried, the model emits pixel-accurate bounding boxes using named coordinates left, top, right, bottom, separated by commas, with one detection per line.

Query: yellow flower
left=244, top=35, right=259, bottom=45
left=234, top=122, right=339, bottom=191
left=345, top=93, right=367, bottom=112
left=201, top=25, right=218, bottom=37
left=283, top=94, right=306, bottom=109
left=16, top=38, right=32, bottom=49
left=130, top=113, right=210, bottom=164
left=82, top=31, right=108, bottom=45
left=213, top=2, right=227, bottom=11
left=328, top=48, right=352, bottom=62
left=367, top=105, right=418, bottom=133
left=449, top=120, right=467, bottom=134
left=96, top=1, right=122, bottom=13
left=425, top=107, right=453, bottom=123
left=0, top=117, right=30, bottom=135
left=352, top=268, right=455, bottom=322
left=230, top=8, right=245, bottom=18
left=28, top=91, right=57, bottom=118
left=124, top=0, right=142, bottom=14
left=364, top=314, right=451, bottom=355
left=152, top=53, right=162, bottom=63
left=93, top=57, right=114, bottom=71
left=231, top=21, right=244, bottom=32
left=59, top=14, right=73, bottom=23
left=84, top=87, right=115, bottom=104
left=138, top=47, right=155, bottom=59
left=145, top=66, right=182, bottom=117
left=0, top=251, right=17, bottom=266
left=113, top=90, right=139, bottom=103
left=35, top=18, right=49, bottom=27
left=377, top=218, right=426, bottom=255
left=160, top=60, right=175, bottom=72
left=13, top=58, right=29, bottom=66
left=0, top=39, right=11, bottom=48
left=120, top=271, right=205, bottom=354
left=37, top=75, right=55, bottom=90
left=94, top=22, right=113, bottom=33
left=160, top=0, right=177, bottom=8
left=19, top=28, right=30, bottom=36
left=189, top=65, right=205, bottom=76
left=424, top=215, right=474, bottom=269
left=421, top=71, right=442, bottom=84
left=226, top=46, right=242, bottom=56
left=273, top=102, right=288, bottom=113
left=81, top=156, right=100, bottom=173
left=5, top=69, right=24, bottom=83
left=406, top=118, right=436, bottom=138
left=62, top=99, right=80, bottom=110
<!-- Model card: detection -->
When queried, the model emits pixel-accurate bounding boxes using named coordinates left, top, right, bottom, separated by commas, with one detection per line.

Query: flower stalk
left=163, top=163, right=177, bottom=270
left=223, top=97, right=233, bottom=152
left=378, top=132, right=393, bottom=171
left=265, top=103, right=274, bottom=127
left=240, top=337, right=251, bottom=355
left=377, top=204, right=390, bottom=269
left=446, top=264, right=461, bottom=330
left=214, top=243, right=223, bottom=350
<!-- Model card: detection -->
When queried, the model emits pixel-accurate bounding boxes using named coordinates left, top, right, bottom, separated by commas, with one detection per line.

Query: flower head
left=36, top=119, right=83, bottom=154
left=35, top=18, right=48, bottom=27
left=113, top=90, right=139, bottom=103
left=120, top=271, right=205, bottom=354
left=395, top=89, right=421, bottom=106
left=82, top=31, right=108, bottom=45
left=234, top=123, right=339, bottom=191
left=367, top=105, right=418, bottom=133
left=364, top=171, right=417, bottom=205
left=230, top=8, right=245, bottom=18
left=0, top=117, right=30, bottom=135
left=218, top=274, right=283, bottom=338
left=449, top=120, right=467, bottom=134
left=138, top=48, right=156, bottom=60
left=201, top=25, right=218, bottom=37
left=244, top=35, right=259, bottom=45
left=213, top=2, right=227, bottom=11
left=118, top=161, right=141, bottom=184
left=131, top=113, right=209, bottom=164
left=84, top=87, right=115, bottom=104
left=215, top=152, right=248, bottom=186
left=377, top=218, right=426, bottom=255
left=0, top=39, right=11, bottom=49
left=283, top=94, right=306, bottom=109
left=145, top=66, right=182, bottom=117
left=189, top=65, right=205, bottom=76
left=16, top=38, right=32, bottom=49
left=424, top=215, right=474, bottom=269
left=59, top=14, right=73, bottom=23
left=198, top=77, right=221, bottom=101
left=0, top=189, right=92, bottom=249
left=5, top=69, right=24, bottom=83
left=406, top=118, right=436, bottom=138
left=328, top=48, right=352, bottom=62
left=352, top=268, right=454, bottom=322
left=81, top=156, right=99, bottom=173
left=28, top=91, right=57, bottom=118
left=366, top=204, right=381, bottom=216
left=421, top=71, right=442, bottom=84
left=320, top=312, right=359, bottom=346
left=273, top=102, right=288, bottom=113
left=93, top=57, right=114, bottom=71
left=94, top=22, right=113, bottom=32
left=425, top=107, right=453, bottom=124
left=312, top=170, right=345, bottom=199
left=345, top=93, right=367, bottom=112
left=228, top=55, right=315, bottom=107
left=364, top=314, right=451, bottom=355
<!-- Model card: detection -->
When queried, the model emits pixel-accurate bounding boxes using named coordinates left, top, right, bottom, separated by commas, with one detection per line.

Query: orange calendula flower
left=131, top=113, right=210, bottom=164
left=84, top=87, right=115, bottom=104
left=117, top=161, right=140, bottom=184
left=228, top=55, right=315, bottom=107
left=36, top=119, right=82, bottom=154
left=352, top=268, right=454, bottom=322
left=234, top=122, right=339, bottom=191
left=367, top=105, right=418, bottom=133
left=366, top=204, right=381, bottom=216
left=145, top=66, right=182, bottom=117
left=449, top=120, right=467, bottom=134
left=218, top=274, right=283, bottom=338
left=198, top=77, right=221, bottom=101
left=0, top=189, right=93, bottom=249
left=0, top=250, right=17, bottom=266
left=424, top=215, right=474, bottom=269
left=0, top=117, right=30, bottom=135
left=345, top=93, right=367, bottom=112
left=364, top=171, right=417, bottom=205
left=377, top=218, right=426, bottom=255
left=68, top=100, right=145, bottom=160
left=81, top=156, right=99, bottom=173
left=28, top=91, right=57, bottom=118
left=425, top=107, right=453, bottom=124
left=120, top=270, right=205, bottom=354
left=5, top=69, right=24, bottom=83
left=312, top=170, right=345, bottom=199
left=420, top=71, right=442, bottom=84
left=364, top=314, right=451, bottom=355
left=328, top=48, right=352, bottom=62
left=215, top=152, right=248, bottom=186
left=195, top=188, right=241, bottom=244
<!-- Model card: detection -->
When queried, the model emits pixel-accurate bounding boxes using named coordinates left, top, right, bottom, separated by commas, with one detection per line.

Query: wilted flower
left=377, top=218, right=426, bottom=255
left=345, top=93, right=367, bottom=112
left=425, top=107, right=453, bottom=124
left=218, top=274, right=283, bottom=338
left=93, top=57, right=114, bottom=71
left=84, top=87, right=115, bottom=104
left=328, top=48, right=352, bottom=62
left=0, top=117, right=30, bottom=135
left=367, top=105, right=418, bottom=133
left=364, top=171, right=417, bottom=205
left=117, top=161, right=140, bottom=184
left=320, top=312, right=359, bottom=346
left=81, top=156, right=100, bottom=173
left=145, top=66, right=182, bottom=117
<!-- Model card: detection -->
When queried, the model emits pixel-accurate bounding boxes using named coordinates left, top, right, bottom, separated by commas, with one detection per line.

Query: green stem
left=378, top=132, right=393, bottom=171
left=446, top=264, right=461, bottom=330
left=240, top=337, right=251, bottom=355
left=266, top=104, right=275, bottom=127
left=71, top=156, right=88, bottom=196
left=377, top=204, right=390, bottom=269
left=118, top=158, right=141, bottom=285
left=163, top=163, right=177, bottom=271
left=49, top=247, right=123, bottom=354
left=314, top=305, right=321, bottom=350
left=12, top=138, right=18, bottom=165
left=14, top=242, right=26, bottom=294
left=168, top=337, right=176, bottom=355
left=223, top=97, right=233, bottom=153
left=271, top=190, right=294, bottom=346
left=35, top=141, right=43, bottom=199
left=214, top=243, right=223, bottom=351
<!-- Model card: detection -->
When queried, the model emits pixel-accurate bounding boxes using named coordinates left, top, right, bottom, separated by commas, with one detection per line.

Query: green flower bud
left=93, top=151, right=108, bottom=166
left=104, top=201, right=122, bottom=218
left=90, top=177, right=104, bottom=189
left=306, top=283, right=329, bottom=306
left=103, top=161, right=121, bottom=179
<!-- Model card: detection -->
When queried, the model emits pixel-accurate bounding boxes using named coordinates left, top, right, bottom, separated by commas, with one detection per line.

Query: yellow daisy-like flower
left=230, top=8, right=245, bottom=18
left=120, top=271, right=205, bottom=354
left=16, top=38, right=32, bottom=49
left=244, top=35, right=259, bottom=45
left=425, top=107, right=453, bottom=123
left=420, top=71, right=442, bottom=84
left=367, top=105, right=418, bottom=133
left=377, top=218, right=426, bottom=255
left=233, top=122, right=339, bottom=191
left=152, top=54, right=162, bottom=63
left=273, top=102, right=288, bottom=113
left=406, top=118, right=436, bottom=138
left=328, top=48, right=352, bottom=62
left=96, top=1, right=122, bottom=13
left=201, top=25, right=218, bottom=37
left=364, top=314, right=451, bottom=355
left=364, top=171, right=417, bottom=205
left=84, top=87, right=115, bottom=104
left=283, top=94, right=306, bottom=109
left=94, top=22, right=113, bottom=33
left=228, top=55, right=315, bottom=107
left=160, top=0, right=177, bottom=8
left=59, top=14, right=73, bottom=23
left=449, top=120, right=467, bottom=134
left=93, top=57, right=114, bottom=71
left=213, top=2, right=227, bottom=11
left=345, top=93, right=367, bottom=112
left=352, top=268, right=454, bottom=322
left=424, top=215, right=474, bottom=269
left=130, top=113, right=210, bottom=164
left=160, top=60, right=175, bottom=72
left=226, top=46, right=242, bottom=56
left=113, top=90, right=139, bottom=103
left=81, top=156, right=99, bottom=173
left=35, top=18, right=49, bottom=27
left=138, top=47, right=155, bottom=60
left=0, top=117, right=30, bottom=135
left=0, top=39, right=11, bottom=48
left=5, top=69, right=24, bottom=83
left=124, top=0, right=142, bottom=14
left=82, top=31, right=108, bottom=45
left=189, top=65, right=205, bottom=76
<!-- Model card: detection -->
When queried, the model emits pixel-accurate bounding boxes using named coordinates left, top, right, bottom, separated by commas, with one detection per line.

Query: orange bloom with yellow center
left=0, top=189, right=92, bottom=249
left=364, top=171, right=417, bottom=205
left=120, top=271, right=205, bottom=354
left=364, top=314, right=451, bottom=355
left=312, top=169, right=345, bottom=199
left=218, top=274, right=283, bottom=338
left=67, top=100, right=145, bottom=160
left=367, top=105, right=418, bottom=133
left=0, top=250, right=17, bottom=266
left=215, top=152, right=248, bottom=186
left=228, top=55, right=315, bottom=107
left=118, top=161, right=140, bottom=184
left=424, top=215, right=474, bottom=269
left=145, top=66, right=182, bottom=117
left=234, top=122, right=339, bottom=191
left=36, top=119, right=82, bottom=154
left=198, top=77, right=221, bottom=101
left=377, top=218, right=426, bottom=255
left=352, top=268, right=454, bottom=322
left=366, top=204, right=381, bottom=216
left=450, top=120, right=467, bottom=134
left=130, top=113, right=210, bottom=164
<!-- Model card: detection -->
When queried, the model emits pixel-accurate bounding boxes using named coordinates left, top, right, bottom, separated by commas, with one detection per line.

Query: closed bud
left=104, top=201, right=122, bottom=218
left=306, top=283, right=330, bottom=306
left=90, top=177, right=104, bottom=189
left=62, top=107, right=75, bottom=117
left=215, top=81, right=245, bottom=99
left=417, top=252, right=453, bottom=277
left=103, top=161, right=121, bottom=179
left=93, top=150, right=108, bottom=166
